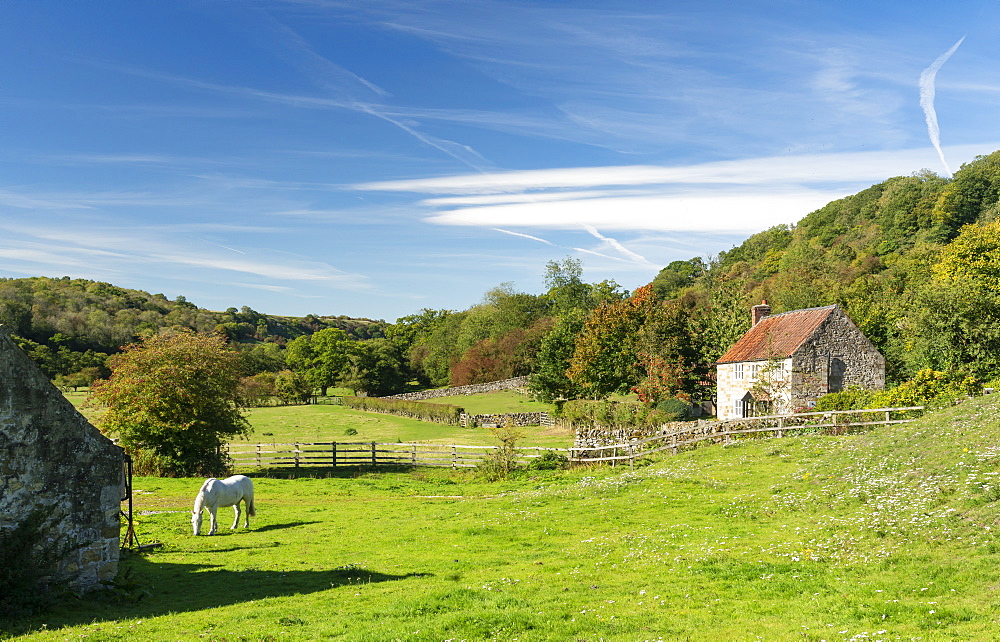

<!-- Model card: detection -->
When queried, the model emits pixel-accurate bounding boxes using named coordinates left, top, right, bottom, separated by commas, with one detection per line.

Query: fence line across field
left=224, top=406, right=924, bottom=470
left=224, top=441, right=567, bottom=469
left=570, top=406, right=924, bottom=464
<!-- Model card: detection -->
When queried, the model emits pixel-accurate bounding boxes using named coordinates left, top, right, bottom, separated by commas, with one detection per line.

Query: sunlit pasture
left=8, top=395, right=1000, bottom=639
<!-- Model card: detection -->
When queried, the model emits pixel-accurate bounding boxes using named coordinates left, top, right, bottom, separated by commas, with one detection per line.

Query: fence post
left=294, top=442, right=300, bottom=469
left=452, top=445, right=457, bottom=469
left=777, top=416, right=784, bottom=439
left=332, top=442, right=337, bottom=468
left=371, top=442, right=377, bottom=467
left=671, top=432, right=678, bottom=455
left=411, top=444, right=417, bottom=466
left=256, top=444, right=261, bottom=468
left=885, top=409, right=891, bottom=423
left=723, top=423, right=730, bottom=445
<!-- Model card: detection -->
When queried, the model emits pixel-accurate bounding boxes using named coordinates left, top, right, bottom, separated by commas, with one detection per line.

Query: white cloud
left=425, top=191, right=833, bottom=233
left=356, top=145, right=1000, bottom=235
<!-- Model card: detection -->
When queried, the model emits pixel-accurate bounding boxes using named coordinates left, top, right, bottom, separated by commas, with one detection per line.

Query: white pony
left=191, top=475, right=256, bottom=536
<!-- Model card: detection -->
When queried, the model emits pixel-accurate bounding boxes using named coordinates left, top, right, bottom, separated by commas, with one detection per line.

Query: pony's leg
left=208, top=507, right=218, bottom=535
left=231, top=503, right=241, bottom=530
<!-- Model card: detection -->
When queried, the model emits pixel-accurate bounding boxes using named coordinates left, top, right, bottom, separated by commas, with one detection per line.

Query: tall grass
left=15, top=394, right=1000, bottom=639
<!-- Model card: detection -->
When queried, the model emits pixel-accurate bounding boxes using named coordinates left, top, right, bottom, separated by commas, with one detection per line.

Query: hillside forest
left=5, top=150, right=1000, bottom=411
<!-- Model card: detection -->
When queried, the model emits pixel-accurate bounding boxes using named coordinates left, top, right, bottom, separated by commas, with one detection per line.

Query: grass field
left=8, top=393, right=1000, bottom=639
left=62, top=391, right=573, bottom=448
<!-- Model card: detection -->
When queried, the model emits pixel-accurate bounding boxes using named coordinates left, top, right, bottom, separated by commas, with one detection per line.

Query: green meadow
left=63, top=390, right=572, bottom=449
left=7, top=394, right=1000, bottom=639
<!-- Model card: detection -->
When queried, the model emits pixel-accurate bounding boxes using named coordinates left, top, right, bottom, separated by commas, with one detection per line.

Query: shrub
left=527, top=450, right=569, bottom=471
left=556, top=399, right=673, bottom=429
left=477, top=425, right=524, bottom=481
left=654, top=397, right=690, bottom=421
left=814, top=387, right=876, bottom=411
left=870, top=368, right=979, bottom=408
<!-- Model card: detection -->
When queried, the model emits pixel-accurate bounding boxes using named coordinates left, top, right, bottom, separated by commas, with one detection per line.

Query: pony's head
left=192, top=509, right=203, bottom=536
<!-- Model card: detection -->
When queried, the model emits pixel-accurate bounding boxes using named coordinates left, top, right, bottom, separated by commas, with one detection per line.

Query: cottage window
left=734, top=363, right=744, bottom=380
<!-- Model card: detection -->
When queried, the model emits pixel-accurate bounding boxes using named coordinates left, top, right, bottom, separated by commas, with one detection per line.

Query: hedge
left=340, top=396, right=465, bottom=425
left=555, top=399, right=674, bottom=430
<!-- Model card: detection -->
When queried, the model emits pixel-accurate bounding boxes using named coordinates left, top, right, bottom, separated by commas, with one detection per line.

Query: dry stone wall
left=383, top=377, right=530, bottom=401
left=0, top=328, right=122, bottom=592
left=460, top=411, right=549, bottom=428
left=574, top=421, right=697, bottom=449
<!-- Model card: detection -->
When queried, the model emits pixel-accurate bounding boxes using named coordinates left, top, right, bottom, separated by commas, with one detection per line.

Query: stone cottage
left=0, top=327, right=123, bottom=592
left=716, top=302, right=885, bottom=420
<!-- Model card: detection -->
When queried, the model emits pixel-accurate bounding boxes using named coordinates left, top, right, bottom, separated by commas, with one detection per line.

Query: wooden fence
left=224, top=406, right=923, bottom=471
left=569, top=406, right=924, bottom=465
left=224, top=441, right=566, bottom=470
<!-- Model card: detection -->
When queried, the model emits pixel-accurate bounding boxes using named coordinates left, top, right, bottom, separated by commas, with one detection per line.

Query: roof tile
left=717, top=305, right=837, bottom=364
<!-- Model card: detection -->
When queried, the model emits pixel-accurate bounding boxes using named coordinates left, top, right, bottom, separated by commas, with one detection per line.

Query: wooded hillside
left=5, top=150, right=1000, bottom=406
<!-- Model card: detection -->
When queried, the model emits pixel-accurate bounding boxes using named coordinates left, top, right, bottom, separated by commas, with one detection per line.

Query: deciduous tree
left=89, top=330, right=249, bottom=476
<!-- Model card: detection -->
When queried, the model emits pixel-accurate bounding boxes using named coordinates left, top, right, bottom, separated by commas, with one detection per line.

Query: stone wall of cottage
left=790, top=311, right=885, bottom=409
left=716, top=358, right=794, bottom=421
left=0, top=329, right=122, bottom=592
left=382, top=376, right=530, bottom=401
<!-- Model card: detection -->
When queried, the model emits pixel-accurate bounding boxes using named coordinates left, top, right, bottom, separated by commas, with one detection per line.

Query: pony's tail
left=247, top=495, right=256, bottom=517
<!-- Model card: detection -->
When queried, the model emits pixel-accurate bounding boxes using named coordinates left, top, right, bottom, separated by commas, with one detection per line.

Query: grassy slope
left=13, top=395, right=1000, bottom=639
left=65, top=390, right=573, bottom=448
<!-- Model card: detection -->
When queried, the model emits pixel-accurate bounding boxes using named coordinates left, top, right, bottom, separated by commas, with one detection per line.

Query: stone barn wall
left=0, top=328, right=123, bottom=592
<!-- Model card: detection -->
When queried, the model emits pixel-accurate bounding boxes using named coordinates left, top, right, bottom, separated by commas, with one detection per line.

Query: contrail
left=919, top=37, right=965, bottom=176
left=491, top=227, right=555, bottom=245
left=581, top=224, right=652, bottom=265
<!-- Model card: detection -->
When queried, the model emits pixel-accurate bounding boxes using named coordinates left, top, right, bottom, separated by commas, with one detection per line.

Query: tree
left=566, top=285, right=653, bottom=398
left=54, top=366, right=103, bottom=391
left=274, top=369, right=313, bottom=404
left=286, top=328, right=351, bottom=396
left=340, top=338, right=408, bottom=397
left=528, top=308, right=588, bottom=402
left=650, top=258, right=706, bottom=300
left=89, top=331, right=249, bottom=476
left=543, top=257, right=591, bottom=313
left=932, top=219, right=1000, bottom=290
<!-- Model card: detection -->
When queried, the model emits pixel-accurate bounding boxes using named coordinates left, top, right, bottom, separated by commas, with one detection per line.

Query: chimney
left=751, top=300, right=771, bottom=326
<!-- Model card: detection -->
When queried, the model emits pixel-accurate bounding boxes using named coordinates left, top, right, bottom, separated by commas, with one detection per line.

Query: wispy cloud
left=920, top=37, right=965, bottom=176
left=356, top=145, right=1000, bottom=237
left=0, top=219, right=371, bottom=290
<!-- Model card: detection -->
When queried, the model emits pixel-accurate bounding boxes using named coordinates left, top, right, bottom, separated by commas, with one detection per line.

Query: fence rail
left=224, top=441, right=565, bottom=470
left=224, top=406, right=923, bottom=471
left=569, top=406, right=924, bottom=464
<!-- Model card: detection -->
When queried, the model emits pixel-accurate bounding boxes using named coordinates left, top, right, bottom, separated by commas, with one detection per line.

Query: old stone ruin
left=0, top=327, right=123, bottom=592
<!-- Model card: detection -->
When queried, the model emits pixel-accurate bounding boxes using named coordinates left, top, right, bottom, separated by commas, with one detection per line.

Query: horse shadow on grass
left=252, top=520, right=321, bottom=533
left=3, top=552, right=431, bottom=636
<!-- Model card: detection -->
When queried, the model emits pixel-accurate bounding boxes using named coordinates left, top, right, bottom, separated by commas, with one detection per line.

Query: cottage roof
left=716, top=305, right=837, bottom=364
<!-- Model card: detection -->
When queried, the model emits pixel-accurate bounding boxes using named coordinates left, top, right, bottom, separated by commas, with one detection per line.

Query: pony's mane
left=193, top=478, right=214, bottom=512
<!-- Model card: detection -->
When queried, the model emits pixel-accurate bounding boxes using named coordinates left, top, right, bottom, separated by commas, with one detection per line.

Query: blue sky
left=1, top=1, right=998, bottom=322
